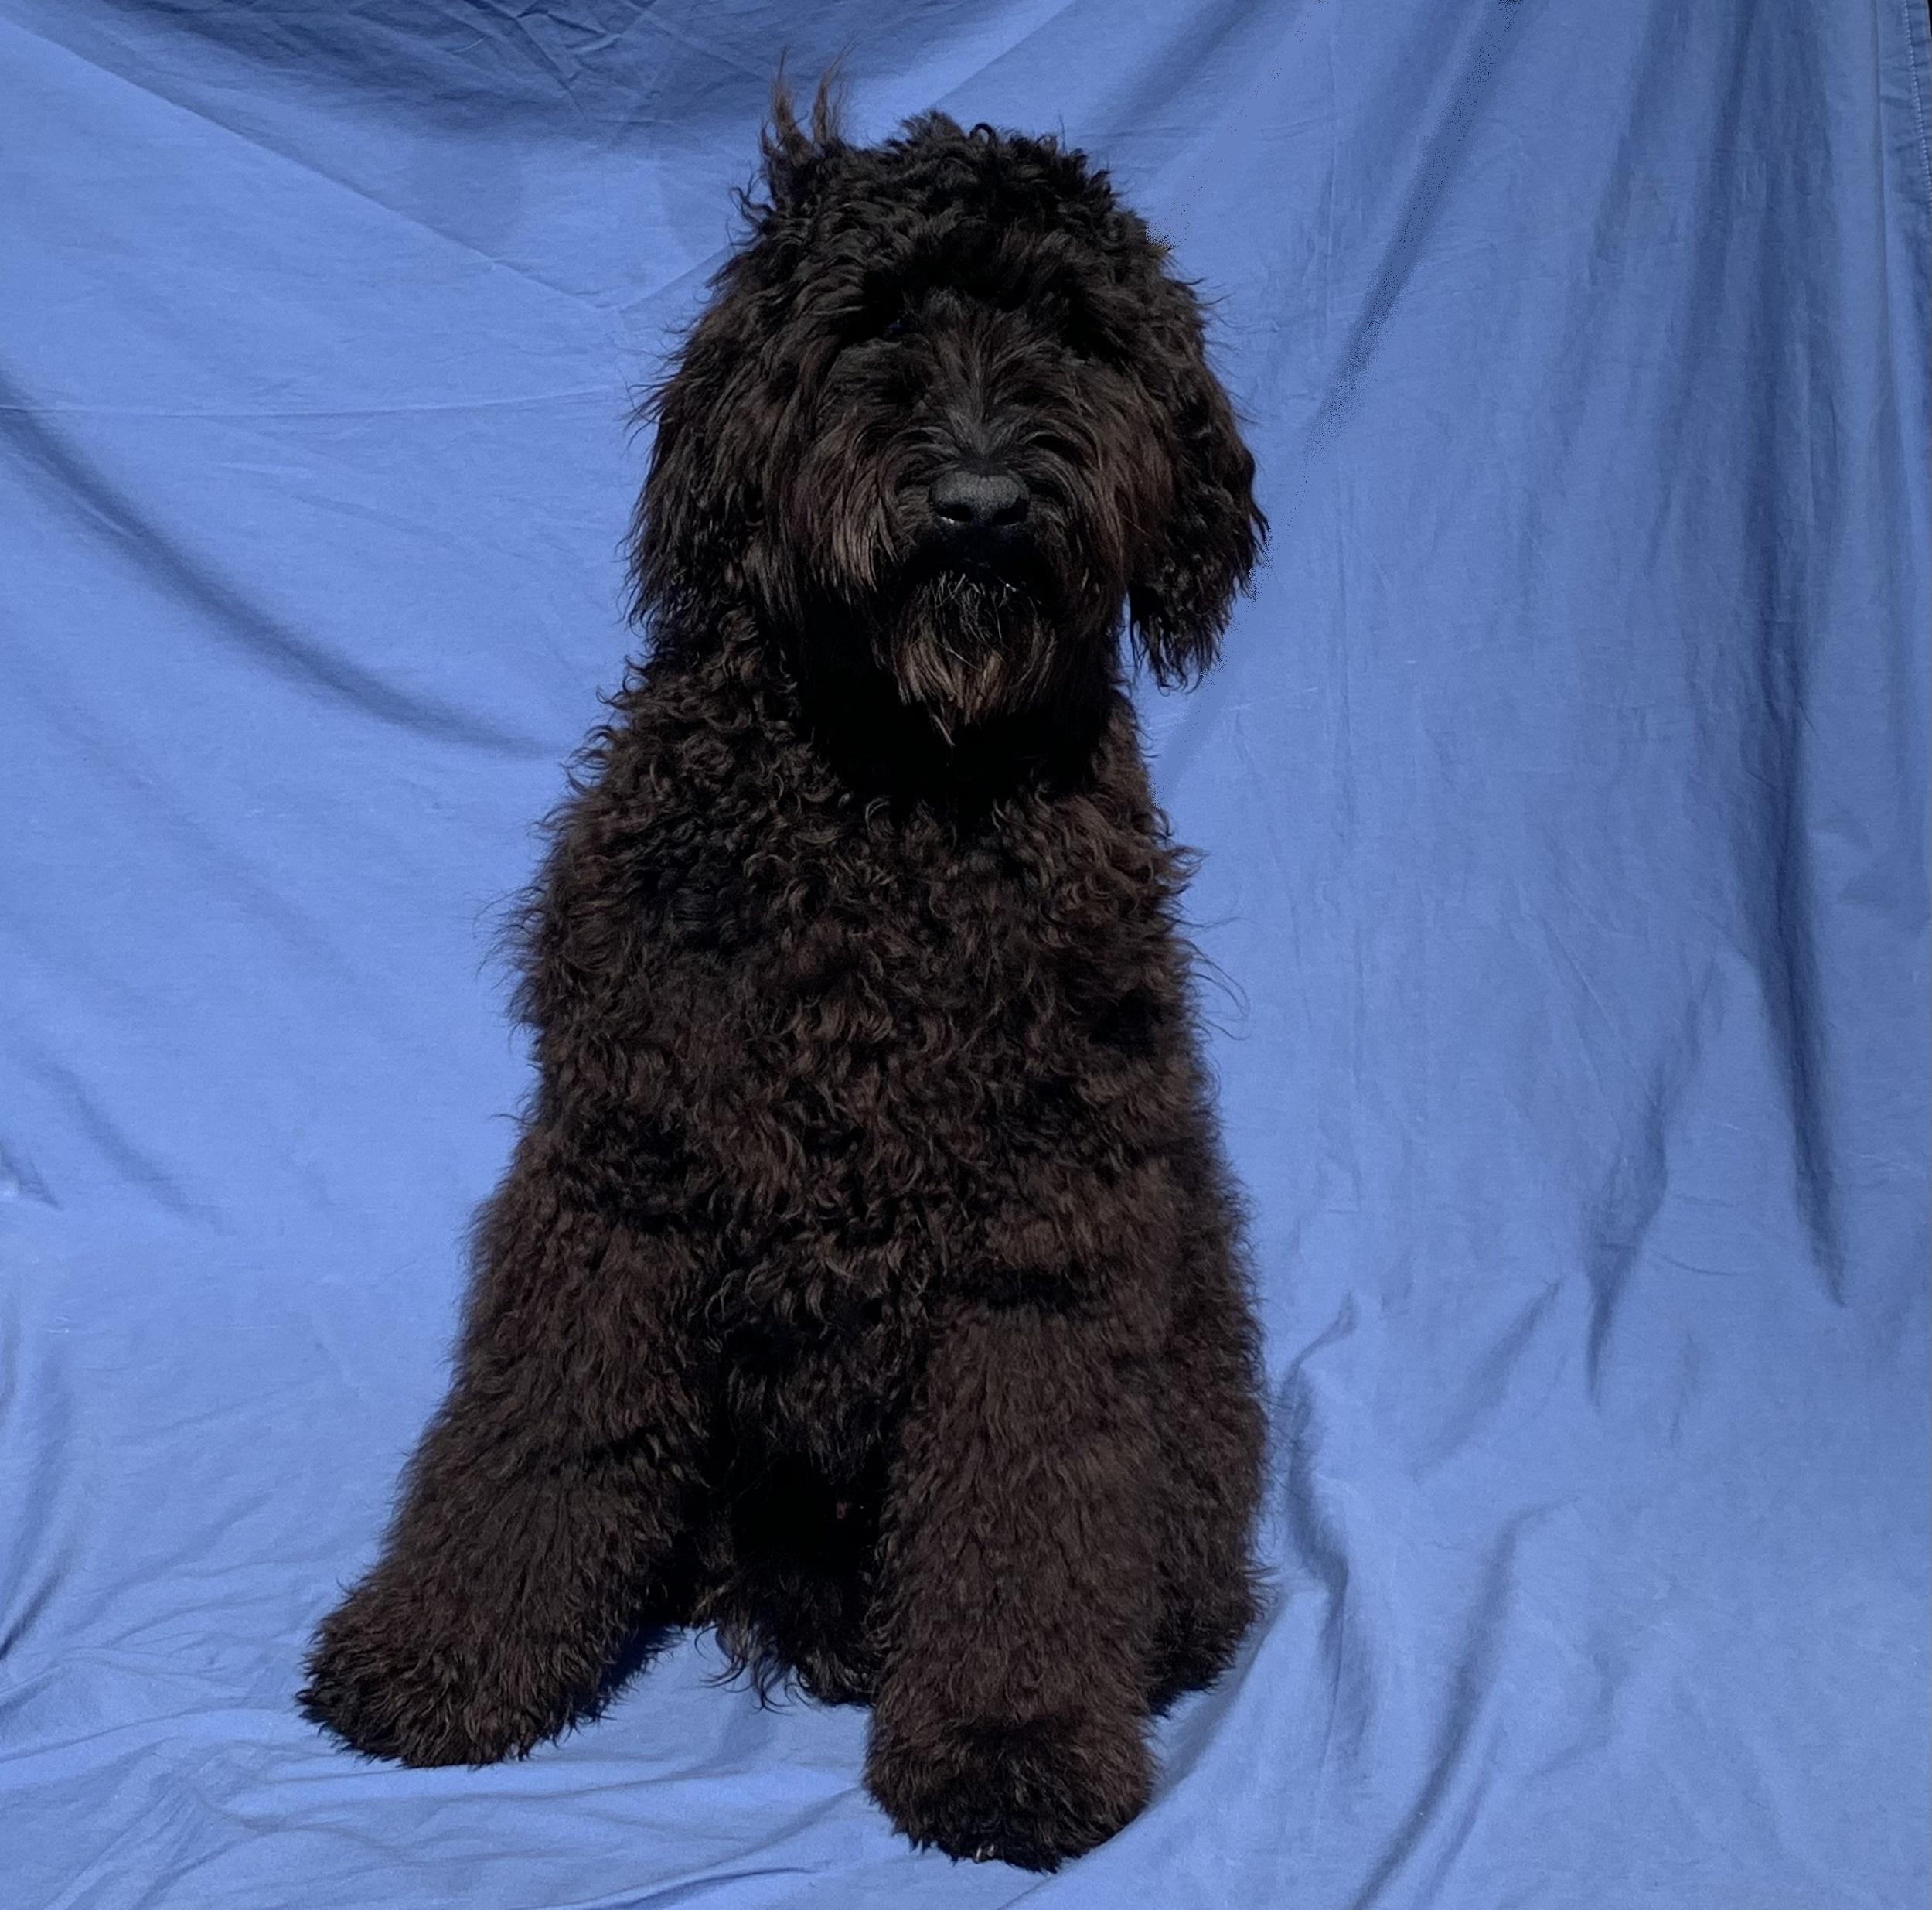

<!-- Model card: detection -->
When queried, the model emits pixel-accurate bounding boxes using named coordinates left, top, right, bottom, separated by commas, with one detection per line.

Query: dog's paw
left=866, top=1710, right=1150, bottom=1871
left=298, top=1580, right=575, bottom=1768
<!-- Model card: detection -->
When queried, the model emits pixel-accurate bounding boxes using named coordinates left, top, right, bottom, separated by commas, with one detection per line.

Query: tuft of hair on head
left=761, top=63, right=849, bottom=209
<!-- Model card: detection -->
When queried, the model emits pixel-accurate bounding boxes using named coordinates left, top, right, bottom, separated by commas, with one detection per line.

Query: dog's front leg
left=864, top=1298, right=1157, bottom=1870
left=299, top=1123, right=705, bottom=1766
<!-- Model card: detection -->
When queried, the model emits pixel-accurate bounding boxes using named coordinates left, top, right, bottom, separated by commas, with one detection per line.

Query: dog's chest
left=738, top=796, right=1153, bottom=1083
left=663, top=793, right=1167, bottom=1271
left=618, top=753, right=1190, bottom=1461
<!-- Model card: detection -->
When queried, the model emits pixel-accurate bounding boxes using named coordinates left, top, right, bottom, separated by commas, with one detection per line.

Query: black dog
left=302, top=86, right=1267, bottom=1872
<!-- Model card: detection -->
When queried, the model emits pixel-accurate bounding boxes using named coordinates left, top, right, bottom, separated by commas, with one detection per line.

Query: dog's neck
left=796, top=657, right=1116, bottom=807
left=662, top=603, right=1120, bottom=808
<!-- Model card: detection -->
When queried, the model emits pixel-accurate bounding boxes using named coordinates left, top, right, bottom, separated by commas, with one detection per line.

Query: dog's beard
left=878, top=569, right=1061, bottom=736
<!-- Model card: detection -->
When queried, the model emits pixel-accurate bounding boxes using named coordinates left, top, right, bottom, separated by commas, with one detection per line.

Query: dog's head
left=632, top=84, right=1264, bottom=732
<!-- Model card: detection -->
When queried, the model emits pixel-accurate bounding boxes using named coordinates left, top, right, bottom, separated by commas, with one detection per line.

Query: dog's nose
left=929, top=466, right=1030, bottom=534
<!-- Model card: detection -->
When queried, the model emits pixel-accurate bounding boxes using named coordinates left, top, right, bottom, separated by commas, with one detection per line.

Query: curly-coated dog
left=302, top=85, right=1268, bottom=1871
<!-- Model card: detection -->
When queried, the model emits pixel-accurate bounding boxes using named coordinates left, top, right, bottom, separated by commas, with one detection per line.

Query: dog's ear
left=629, top=289, right=765, bottom=625
left=629, top=72, right=851, bottom=623
left=762, top=72, right=846, bottom=212
left=1126, top=277, right=1266, bottom=685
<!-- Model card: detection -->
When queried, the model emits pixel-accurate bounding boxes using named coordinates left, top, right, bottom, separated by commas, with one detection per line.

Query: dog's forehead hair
left=833, top=123, right=1115, bottom=224
left=794, top=131, right=1150, bottom=291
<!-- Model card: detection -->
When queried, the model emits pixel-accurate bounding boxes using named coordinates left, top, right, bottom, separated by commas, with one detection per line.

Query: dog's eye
left=879, top=315, right=908, bottom=342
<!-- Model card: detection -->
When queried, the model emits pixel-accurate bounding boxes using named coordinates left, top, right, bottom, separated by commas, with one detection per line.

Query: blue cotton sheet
left=3, top=2, right=1927, bottom=1904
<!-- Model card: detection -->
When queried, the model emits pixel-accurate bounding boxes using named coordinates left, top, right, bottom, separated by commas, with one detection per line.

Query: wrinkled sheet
left=2, top=2, right=1927, bottom=1905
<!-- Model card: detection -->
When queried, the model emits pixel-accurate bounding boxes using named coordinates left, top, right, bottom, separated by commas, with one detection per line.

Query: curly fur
left=301, top=83, right=1269, bottom=1872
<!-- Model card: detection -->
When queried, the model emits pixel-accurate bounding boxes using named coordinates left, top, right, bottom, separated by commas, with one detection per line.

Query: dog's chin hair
left=882, top=572, right=1060, bottom=738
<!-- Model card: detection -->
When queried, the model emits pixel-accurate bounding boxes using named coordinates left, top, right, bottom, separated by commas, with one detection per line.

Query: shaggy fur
left=301, top=86, right=1268, bottom=1871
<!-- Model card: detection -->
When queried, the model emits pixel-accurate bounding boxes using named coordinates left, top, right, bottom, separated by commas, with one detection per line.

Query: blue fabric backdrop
left=3, top=3, right=1927, bottom=1905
